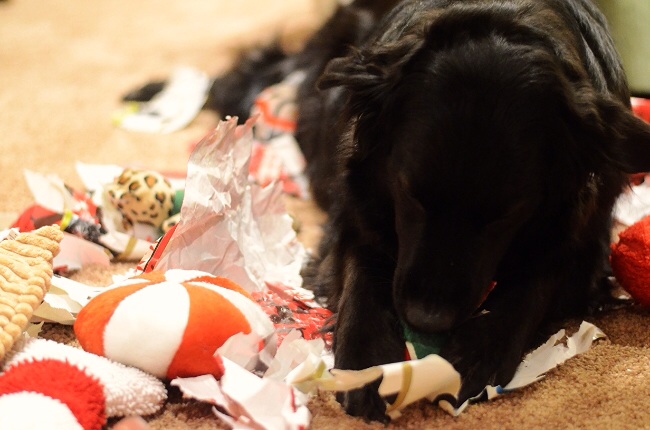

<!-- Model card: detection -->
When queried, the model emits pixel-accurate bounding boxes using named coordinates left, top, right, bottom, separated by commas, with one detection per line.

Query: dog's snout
left=402, top=299, right=458, bottom=333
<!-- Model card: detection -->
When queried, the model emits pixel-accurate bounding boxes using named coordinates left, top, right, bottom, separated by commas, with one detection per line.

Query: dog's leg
left=122, top=81, right=166, bottom=103
left=122, top=45, right=295, bottom=120
left=204, top=45, right=297, bottom=119
left=332, top=245, right=404, bottom=422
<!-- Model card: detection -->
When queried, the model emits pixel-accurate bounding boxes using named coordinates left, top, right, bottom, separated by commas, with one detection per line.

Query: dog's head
left=320, top=1, right=650, bottom=332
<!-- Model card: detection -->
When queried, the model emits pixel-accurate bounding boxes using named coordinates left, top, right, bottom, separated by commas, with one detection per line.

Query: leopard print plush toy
left=105, top=168, right=175, bottom=231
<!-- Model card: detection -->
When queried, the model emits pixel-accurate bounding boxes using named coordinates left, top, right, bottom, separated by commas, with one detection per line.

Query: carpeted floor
left=1, top=0, right=648, bottom=428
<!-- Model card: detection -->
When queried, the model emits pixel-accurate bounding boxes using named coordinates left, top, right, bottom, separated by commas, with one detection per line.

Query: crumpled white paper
left=264, top=330, right=329, bottom=382
left=114, top=65, right=211, bottom=134
left=503, top=320, right=606, bottom=391
left=289, top=321, right=605, bottom=420
left=171, top=322, right=604, bottom=426
left=445, top=320, right=606, bottom=415
left=23, top=170, right=80, bottom=215
left=304, top=353, right=461, bottom=420
left=54, top=232, right=111, bottom=271
left=32, top=275, right=105, bottom=325
left=216, top=331, right=277, bottom=375
left=171, top=357, right=310, bottom=430
left=153, top=117, right=305, bottom=292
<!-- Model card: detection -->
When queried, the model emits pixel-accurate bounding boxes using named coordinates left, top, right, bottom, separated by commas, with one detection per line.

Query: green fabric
left=403, top=323, right=448, bottom=358
left=172, top=190, right=184, bottom=215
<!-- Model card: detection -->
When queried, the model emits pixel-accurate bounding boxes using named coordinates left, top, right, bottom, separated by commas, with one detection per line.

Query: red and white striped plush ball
left=0, top=358, right=105, bottom=430
left=74, top=269, right=274, bottom=379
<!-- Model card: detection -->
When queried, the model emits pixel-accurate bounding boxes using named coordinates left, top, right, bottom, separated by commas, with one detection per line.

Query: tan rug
left=1, top=0, right=648, bottom=428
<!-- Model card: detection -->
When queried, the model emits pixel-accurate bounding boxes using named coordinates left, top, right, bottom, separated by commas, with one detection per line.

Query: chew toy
left=0, top=337, right=167, bottom=430
left=0, top=225, right=62, bottom=360
left=105, top=168, right=177, bottom=232
left=610, top=214, right=650, bottom=307
left=403, top=324, right=448, bottom=360
left=74, top=269, right=275, bottom=379
left=0, top=358, right=104, bottom=430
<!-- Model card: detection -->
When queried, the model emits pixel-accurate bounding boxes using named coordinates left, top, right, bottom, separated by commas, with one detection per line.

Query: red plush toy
left=610, top=215, right=650, bottom=307
left=74, top=269, right=276, bottom=380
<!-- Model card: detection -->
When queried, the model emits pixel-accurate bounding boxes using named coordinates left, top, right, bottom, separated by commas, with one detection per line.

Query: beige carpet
left=1, top=0, right=649, bottom=428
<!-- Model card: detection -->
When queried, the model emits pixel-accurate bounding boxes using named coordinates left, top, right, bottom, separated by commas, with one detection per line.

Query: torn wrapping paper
left=247, top=71, right=310, bottom=200
left=54, top=232, right=111, bottom=271
left=170, top=321, right=604, bottom=426
left=504, top=321, right=606, bottom=390
left=22, top=169, right=98, bottom=221
left=252, top=283, right=333, bottom=348
left=32, top=275, right=105, bottom=325
left=171, top=357, right=310, bottom=430
left=15, top=170, right=104, bottom=247
left=249, top=71, right=304, bottom=142
left=150, top=117, right=306, bottom=292
left=217, top=332, right=277, bottom=375
left=284, top=321, right=605, bottom=420
left=263, top=330, right=330, bottom=383
left=249, top=135, right=309, bottom=199
left=14, top=170, right=155, bottom=262
left=298, top=354, right=461, bottom=421
left=446, top=320, right=607, bottom=415
left=113, top=66, right=211, bottom=133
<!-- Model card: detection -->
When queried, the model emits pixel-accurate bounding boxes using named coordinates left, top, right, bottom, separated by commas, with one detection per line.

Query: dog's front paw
left=336, top=378, right=390, bottom=423
left=440, top=317, right=524, bottom=406
left=122, top=81, right=165, bottom=103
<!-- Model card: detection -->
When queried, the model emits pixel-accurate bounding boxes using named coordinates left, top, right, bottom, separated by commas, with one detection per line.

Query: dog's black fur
left=127, top=0, right=650, bottom=422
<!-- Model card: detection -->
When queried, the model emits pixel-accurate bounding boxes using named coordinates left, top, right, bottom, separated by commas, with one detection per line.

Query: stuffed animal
left=0, top=337, right=167, bottom=430
left=0, top=356, right=105, bottom=430
left=74, top=269, right=276, bottom=379
left=610, top=214, right=650, bottom=307
left=104, top=168, right=179, bottom=234
left=0, top=225, right=166, bottom=430
left=0, top=225, right=62, bottom=360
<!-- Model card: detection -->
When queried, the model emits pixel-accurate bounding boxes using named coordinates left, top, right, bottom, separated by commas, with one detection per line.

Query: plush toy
left=631, top=97, right=650, bottom=123
left=0, top=225, right=62, bottom=359
left=403, top=324, right=448, bottom=360
left=0, top=357, right=104, bottom=430
left=0, top=337, right=167, bottom=430
left=104, top=168, right=181, bottom=234
left=74, top=269, right=276, bottom=379
left=402, top=281, right=497, bottom=360
left=0, top=225, right=166, bottom=430
left=610, top=214, right=650, bottom=307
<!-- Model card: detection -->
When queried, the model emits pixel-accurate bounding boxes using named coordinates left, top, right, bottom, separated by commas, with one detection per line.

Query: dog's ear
left=595, top=97, right=650, bottom=173
left=317, top=34, right=426, bottom=158
left=571, top=88, right=650, bottom=173
left=318, top=33, right=425, bottom=94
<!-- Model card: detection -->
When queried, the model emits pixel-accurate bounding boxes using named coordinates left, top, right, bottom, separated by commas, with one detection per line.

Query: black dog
left=126, top=0, right=650, bottom=422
